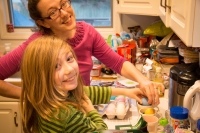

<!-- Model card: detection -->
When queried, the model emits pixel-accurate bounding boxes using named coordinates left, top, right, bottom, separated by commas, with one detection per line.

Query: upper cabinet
left=159, top=0, right=200, bottom=47
left=116, top=0, right=159, bottom=16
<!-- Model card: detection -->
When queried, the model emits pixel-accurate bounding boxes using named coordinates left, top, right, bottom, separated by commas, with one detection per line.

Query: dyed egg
left=141, top=97, right=150, bottom=106
left=115, top=95, right=125, bottom=102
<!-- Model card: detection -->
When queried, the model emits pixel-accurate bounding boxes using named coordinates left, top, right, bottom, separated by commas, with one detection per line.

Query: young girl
left=21, top=36, right=146, bottom=133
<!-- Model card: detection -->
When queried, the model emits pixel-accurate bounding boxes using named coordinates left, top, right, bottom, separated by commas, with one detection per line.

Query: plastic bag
left=143, top=21, right=172, bottom=37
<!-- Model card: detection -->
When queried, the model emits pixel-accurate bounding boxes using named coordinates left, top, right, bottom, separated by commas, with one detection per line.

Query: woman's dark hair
left=28, top=0, right=53, bottom=35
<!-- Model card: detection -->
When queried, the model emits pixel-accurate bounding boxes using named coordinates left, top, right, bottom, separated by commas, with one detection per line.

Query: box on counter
left=117, top=40, right=136, bottom=64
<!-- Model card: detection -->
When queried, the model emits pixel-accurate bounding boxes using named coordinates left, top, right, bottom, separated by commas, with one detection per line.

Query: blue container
left=170, top=106, right=189, bottom=120
left=169, top=106, right=189, bottom=131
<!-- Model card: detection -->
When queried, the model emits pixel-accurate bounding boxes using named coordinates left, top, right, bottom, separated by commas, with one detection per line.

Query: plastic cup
left=143, top=115, right=159, bottom=133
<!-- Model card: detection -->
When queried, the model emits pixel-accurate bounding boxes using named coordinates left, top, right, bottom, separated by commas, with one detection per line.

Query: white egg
left=106, top=107, right=115, bottom=114
left=116, top=102, right=126, bottom=115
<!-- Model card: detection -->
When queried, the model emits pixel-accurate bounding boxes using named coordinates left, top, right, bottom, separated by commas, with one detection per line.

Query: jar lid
left=170, top=106, right=188, bottom=119
left=197, top=119, right=200, bottom=130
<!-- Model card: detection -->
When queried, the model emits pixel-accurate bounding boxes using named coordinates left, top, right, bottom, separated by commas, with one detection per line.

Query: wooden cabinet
left=116, top=0, right=159, bottom=16
left=159, top=0, right=200, bottom=47
left=0, top=102, right=22, bottom=133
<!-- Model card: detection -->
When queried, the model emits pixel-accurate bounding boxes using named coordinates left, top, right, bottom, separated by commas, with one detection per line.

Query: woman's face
left=37, top=0, right=76, bottom=33
left=54, top=51, right=79, bottom=93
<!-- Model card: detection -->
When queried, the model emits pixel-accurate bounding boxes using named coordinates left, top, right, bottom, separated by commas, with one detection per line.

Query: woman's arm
left=0, top=80, right=21, bottom=99
left=0, top=32, right=42, bottom=79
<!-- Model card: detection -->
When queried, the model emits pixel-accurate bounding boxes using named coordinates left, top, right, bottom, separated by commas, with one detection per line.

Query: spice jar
left=170, top=106, right=189, bottom=131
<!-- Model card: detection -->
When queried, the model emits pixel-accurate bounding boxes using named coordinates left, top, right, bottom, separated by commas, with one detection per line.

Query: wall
left=0, top=14, right=160, bottom=54
left=120, top=14, right=160, bottom=33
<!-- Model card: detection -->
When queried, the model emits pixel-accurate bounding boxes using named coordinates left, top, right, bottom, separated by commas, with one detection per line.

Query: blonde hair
left=20, top=36, right=86, bottom=132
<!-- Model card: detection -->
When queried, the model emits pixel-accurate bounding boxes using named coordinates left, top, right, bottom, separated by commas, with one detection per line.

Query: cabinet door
left=0, top=102, right=22, bottom=133
left=169, top=0, right=195, bottom=47
left=158, top=0, right=170, bottom=27
left=116, top=0, right=159, bottom=16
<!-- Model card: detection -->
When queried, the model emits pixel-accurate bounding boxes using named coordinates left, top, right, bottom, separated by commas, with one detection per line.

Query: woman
left=0, top=0, right=163, bottom=104
left=21, top=36, right=145, bottom=133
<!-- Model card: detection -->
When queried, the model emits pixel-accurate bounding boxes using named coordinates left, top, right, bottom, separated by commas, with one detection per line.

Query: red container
left=7, top=24, right=14, bottom=32
left=138, top=37, right=148, bottom=48
left=117, top=40, right=136, bottom=64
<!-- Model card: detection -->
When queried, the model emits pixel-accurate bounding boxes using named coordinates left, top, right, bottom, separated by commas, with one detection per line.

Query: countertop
left=0, top=78, right=21, bottom=101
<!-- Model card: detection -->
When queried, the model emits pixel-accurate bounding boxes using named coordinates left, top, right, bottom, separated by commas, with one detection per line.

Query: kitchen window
left=0, top=0, right=119, bottom=39
left=9, top=0, right=112, bottom=28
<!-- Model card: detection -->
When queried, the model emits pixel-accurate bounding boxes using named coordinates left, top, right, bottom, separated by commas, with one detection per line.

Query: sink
left=0, top=72, right=21, bottom=101
left=4, top=71, right=21, bottom=87
left=9, top=71, right=21, bottom=78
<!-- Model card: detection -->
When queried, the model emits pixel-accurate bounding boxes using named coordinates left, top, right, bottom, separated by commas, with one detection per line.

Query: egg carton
left=96, top=97, right=130, bottom=120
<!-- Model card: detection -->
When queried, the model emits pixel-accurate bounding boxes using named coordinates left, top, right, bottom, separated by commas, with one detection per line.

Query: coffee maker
left=169, top=63, right=200, bottom=108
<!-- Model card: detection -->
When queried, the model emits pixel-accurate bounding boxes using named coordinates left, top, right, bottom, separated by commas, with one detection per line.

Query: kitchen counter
left=0, top=78, right=21, bottom=101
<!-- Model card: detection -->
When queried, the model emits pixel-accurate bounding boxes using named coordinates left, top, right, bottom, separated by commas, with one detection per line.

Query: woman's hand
left=138, top=80, right=164, bottom=105
left=81, top=94, right=95, bottom=114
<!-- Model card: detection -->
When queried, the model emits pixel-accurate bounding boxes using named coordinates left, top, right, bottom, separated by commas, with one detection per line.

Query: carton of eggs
left=104, top=95, right=129, bottom=119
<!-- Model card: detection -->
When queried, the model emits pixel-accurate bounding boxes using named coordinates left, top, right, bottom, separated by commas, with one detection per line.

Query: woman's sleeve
left=84, top=86, right=112, bottom=105
left=0, top=32, right=42, bottom=79
left=38, top=106, right=107, bottom=133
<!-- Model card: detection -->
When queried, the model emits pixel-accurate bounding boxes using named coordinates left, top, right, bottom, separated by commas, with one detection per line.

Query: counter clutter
left=90, top=75, right=169, bottom=132
left=90, top=61, right=199, bottom=132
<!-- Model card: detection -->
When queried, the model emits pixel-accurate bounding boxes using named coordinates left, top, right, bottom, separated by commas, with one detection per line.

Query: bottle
left=4, top=43, right=11, bottom=55
left=197, top=119, right=200, bottom=133
left=153, top=66, right=164, bottom=97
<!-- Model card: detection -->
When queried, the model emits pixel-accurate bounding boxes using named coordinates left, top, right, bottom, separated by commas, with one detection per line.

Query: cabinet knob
left=14, top=112, right=18, bottom=127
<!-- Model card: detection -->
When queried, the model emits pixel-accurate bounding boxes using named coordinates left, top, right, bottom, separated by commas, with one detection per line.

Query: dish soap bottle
left=4, top=43, right=11, bottom=55
left=153, top=66, right=164, bottom=97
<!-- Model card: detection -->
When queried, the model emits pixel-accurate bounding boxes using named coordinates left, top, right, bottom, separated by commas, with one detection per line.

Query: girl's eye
left=55, top=64, right=61, bottom=69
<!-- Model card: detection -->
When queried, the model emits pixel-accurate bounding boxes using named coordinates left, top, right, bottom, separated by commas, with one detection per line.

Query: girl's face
left=54, top=51, right=79, bottom=93
left=37, top=0, right=76, bottom=33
